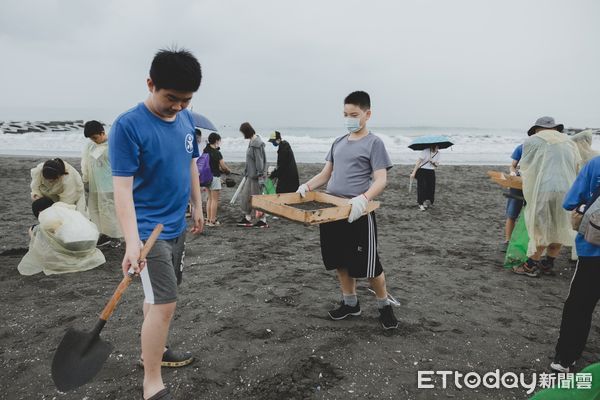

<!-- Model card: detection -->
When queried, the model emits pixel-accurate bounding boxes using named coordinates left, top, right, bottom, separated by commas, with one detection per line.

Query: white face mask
left=344, top=117, right=362, bottom=133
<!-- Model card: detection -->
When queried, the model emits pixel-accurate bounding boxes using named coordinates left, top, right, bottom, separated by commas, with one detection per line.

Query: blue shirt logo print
left=185, top=133, right=194, bottom=153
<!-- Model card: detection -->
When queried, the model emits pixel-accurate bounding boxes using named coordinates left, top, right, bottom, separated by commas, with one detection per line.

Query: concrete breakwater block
left=0, top=120, right=85, bottom=134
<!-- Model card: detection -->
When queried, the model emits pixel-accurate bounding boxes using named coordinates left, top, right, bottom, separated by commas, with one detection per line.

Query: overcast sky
left=0, top=0, right=599, bottom=129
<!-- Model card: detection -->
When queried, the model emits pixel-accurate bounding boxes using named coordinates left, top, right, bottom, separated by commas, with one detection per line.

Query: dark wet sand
left=0, top=156, right=598, bottom=400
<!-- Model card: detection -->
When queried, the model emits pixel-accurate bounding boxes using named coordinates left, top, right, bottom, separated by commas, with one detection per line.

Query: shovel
left=51, top=224, right=163, bottom=392
left=230, top=176, right=247, bottom=205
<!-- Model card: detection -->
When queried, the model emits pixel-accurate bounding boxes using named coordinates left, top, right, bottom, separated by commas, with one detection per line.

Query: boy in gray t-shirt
left=296, top=91, right=398, bottom=330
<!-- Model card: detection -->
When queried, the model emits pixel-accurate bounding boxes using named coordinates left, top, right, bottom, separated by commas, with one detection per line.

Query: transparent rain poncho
left=18, top=202, right=105, bottom=275
left=81, top=141, right=122, bottom=238
left=520, top=130, right=581, bottom=255
left=570, top=129, right=599, bottom=167
left=30, top=161, right=87, bottom=215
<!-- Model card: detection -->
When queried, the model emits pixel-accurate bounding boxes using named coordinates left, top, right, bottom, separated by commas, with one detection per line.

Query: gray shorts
left=139, top=232, right=186, bottom=305
left=209, top=176, right=222, bottom=190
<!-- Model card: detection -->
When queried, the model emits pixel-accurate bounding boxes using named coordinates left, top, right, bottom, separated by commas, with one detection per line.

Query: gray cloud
left=0, top=0, right=599, bottom=129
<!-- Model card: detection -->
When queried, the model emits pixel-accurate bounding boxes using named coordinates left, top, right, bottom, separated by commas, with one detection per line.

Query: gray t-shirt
left=325, top=132, right=393, bottom=198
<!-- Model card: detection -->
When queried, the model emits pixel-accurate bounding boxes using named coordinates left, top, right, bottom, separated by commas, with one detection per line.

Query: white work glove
left=348, top=194, right=369, bottom=223
left=296, top=183, right=310, bottom=198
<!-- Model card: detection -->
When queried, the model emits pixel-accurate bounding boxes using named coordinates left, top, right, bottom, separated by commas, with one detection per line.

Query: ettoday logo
left=417, top=370, right=593, bottom=395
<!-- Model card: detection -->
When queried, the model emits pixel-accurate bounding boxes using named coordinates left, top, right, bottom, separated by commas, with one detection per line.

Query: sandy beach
left=0, top=156, right=598, bottom=400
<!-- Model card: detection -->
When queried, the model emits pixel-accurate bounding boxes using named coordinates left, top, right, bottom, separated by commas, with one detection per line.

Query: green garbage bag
left=264, top=178, right=276, bottom=195
left=529, top=362, right=600, bottom=399
left=504, top=207, right=529, bottom=269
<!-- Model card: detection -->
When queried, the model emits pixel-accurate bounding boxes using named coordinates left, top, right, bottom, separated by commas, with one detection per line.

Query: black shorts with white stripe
left=319, top=212, right=383, bottom=278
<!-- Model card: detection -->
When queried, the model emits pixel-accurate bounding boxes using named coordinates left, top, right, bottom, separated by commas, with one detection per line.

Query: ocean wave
left=2, top=125, right=599, bottom=165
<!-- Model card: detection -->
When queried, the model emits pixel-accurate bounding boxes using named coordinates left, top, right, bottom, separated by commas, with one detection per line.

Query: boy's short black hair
left=344, top=91, right=371, bottom=111
left=150, top=48, right=202, bottom=92
left=83, top=120, right=105, bottom=138
left=32, top=197, right=54, bottom=218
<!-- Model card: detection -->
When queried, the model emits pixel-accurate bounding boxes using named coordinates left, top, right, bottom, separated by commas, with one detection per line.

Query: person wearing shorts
left=297, top=91, right=398, bottom=330
left=203, top=132, right=231, bottom=227
left=110, top=48, right=204, bottom=400
left=504, top=144, right=524, bottom=245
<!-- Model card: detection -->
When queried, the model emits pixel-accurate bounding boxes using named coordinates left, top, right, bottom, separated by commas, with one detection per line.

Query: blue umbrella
left=408, top=135, right=453, bottom=151
left=191, top=111, right=217, bottom=132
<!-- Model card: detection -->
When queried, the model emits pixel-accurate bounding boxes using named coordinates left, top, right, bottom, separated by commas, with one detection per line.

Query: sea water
left=2, top=124, right=599, bottom=165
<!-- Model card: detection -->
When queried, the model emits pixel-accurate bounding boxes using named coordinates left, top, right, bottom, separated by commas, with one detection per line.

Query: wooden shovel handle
left=99, top=224, right=163, bottom=321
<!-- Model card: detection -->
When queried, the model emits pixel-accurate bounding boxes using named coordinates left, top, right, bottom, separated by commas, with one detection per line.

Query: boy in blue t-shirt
left=297, top=91, right=398, bottom=330
left=109, top=49, right=203, bottom=400
left=551, top=155, right=600, bottom=373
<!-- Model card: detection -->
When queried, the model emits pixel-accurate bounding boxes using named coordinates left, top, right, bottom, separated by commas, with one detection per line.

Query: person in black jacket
left=268, top=131, right=300, bottom=193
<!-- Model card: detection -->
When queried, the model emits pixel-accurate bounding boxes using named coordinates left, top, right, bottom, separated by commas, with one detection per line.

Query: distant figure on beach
left=30, top=158, right=87, bottom=214
left=81, top=120, right=122, bottom=247
left=513, top=116, right=581, bottom=277
left=18, top=198, right=105, bottom=276
left=296, top=91, right=398, bottom=330
left=203, top=132, right=231, bottom=227
left=570, top=129, right=599, bottom=168
left=551, top=154, right=600, bottom=373
left=268, top=131, right=299, bottom=193
left=109, top=48, right=203, bottom=400
left=504, top=142, right=525, bottom=246
left=237, top=122, right=268, bottom=228
left=410, top=145, right=441, bottom=211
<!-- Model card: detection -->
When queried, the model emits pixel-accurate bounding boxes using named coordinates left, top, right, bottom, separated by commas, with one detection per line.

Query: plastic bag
left=504, top=207, right=529, bottom=269
left=18, top=202, right=105, bottom=275
left=264, top=178, right=276, bottom=195
left=529, top=361, right=600, bottom=399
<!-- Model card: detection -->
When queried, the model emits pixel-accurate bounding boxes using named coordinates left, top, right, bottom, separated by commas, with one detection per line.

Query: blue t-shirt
left=109, top=103, right=199, bottom=240
left=511, top=144, right=523, bottom=162
left=563, top=156, right=600, bottom=257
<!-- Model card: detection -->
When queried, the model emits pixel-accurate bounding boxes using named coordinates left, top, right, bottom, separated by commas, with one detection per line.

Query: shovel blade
left=51, top=326, right=112, bottom=392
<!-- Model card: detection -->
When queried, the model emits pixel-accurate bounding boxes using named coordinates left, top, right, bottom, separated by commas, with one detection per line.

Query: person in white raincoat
left=18, top=199, right=105, bottom=276
left=81, top=120, right=122, bottom=240
left=514, top=117, right=581, bottom=277
left=30, top=158, right=87, bottom=214
left=570, top=129, right=599, bottom=168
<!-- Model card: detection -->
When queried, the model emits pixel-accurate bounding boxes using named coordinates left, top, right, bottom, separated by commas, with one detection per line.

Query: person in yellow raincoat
left=81, top=120, right=122, bottom=245
left=30, top=158, right=86, bottom=214
left=513, top=116, right=581, bottom=277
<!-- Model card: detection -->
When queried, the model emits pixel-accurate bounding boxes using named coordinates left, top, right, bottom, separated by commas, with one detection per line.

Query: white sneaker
left=550, top=361, right=575, bottom=373
left=418, top=205, right=426, bottom=211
